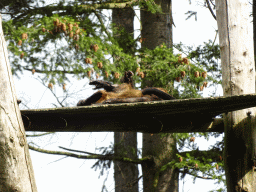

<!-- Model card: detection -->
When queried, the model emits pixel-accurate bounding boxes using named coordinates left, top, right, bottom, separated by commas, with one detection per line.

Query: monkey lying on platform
left=77, top=71, right=175, bottom=106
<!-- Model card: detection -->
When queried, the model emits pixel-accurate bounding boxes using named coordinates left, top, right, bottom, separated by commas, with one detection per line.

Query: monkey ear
left=125, top=71, right=134, bottom=78
left=123, top=71, right=134, bottom=88
left=142, top=88, right=175, bottom=100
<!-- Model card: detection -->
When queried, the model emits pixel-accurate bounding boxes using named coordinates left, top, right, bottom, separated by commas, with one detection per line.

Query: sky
left=9, top=0, right=253, bottom=191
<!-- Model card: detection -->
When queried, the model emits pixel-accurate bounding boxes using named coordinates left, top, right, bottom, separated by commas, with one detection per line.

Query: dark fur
left=77, top=71, right=175, bottom=106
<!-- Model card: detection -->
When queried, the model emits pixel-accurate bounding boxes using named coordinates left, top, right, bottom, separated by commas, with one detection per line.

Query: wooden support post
left=216, top=0, right=256, bottom=190
left=0, top=15, right=37, bottom=191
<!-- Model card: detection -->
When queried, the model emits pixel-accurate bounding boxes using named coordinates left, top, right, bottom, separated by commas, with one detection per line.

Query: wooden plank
left=22, top=93, right=256, bottom=133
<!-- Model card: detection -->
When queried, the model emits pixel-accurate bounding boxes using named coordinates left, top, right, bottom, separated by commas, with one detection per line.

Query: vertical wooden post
left=216, top=0, right=256, bottom=191
left=0, top=15, right=37, bottom=191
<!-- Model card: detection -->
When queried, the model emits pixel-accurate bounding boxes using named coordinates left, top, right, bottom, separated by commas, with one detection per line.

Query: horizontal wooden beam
left=21, top=93, right=256, bottom=133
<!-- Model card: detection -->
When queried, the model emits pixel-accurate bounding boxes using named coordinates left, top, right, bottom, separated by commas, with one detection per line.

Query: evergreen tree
left=1, top=0, right=225, bottom=190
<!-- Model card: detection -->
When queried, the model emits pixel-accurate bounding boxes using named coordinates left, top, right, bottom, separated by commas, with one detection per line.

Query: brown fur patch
left=96, top=84, right=143, bottom=104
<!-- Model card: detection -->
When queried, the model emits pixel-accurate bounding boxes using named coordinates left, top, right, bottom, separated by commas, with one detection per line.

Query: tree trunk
left=112, top=8, right=135, bottom=55
left=141, top=0, right=179, bottom=191
left=141, top=0, right=172, bottom=50
left=216, top=1, right=256, bottom=191
left=114, top=133, right=138, bottom=192
left=253, top=0, right=256, bottom=69
left=142, top=134, right=178, bottom=192
left=0, top=14, right=37, bottom=191
left=112, top=9, right=139, bottom=192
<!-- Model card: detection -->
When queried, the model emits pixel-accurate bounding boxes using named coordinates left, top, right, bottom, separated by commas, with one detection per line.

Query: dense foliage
left=3, top=15, right=214, bottom=99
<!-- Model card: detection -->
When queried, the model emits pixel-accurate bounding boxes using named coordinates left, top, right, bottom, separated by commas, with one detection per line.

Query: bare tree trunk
left=216, top=1, right=256, bottom=191
left=0, top=14, right=37, bottom=191
left=141, top=0, right=172, bottom=50
left=141, top=0, right=179, bottom=191
left=112, top=8, right=135, bottom=55
left=253, top=0, right=256, bottom=69
left=142, top=134, right=178, bottom=192
left=112, top=9, right=139, bottom=192
left=114, top=133, right=138, bottom=192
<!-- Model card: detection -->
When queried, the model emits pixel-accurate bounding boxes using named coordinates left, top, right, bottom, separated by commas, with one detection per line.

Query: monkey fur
left=77, top=71, right=175, bottom=106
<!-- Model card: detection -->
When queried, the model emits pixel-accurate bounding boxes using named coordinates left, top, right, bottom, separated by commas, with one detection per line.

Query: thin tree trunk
left=253, top=0, right=256, bottom=69
left=141, top=0, right=179, bottom=191
left=0, top=14, right=37, bottom=191
left=216, top=1, right=256, bottom=191
left=112, top=8, right=139, bottom=192
left=114, top=132, right=138, bottom=192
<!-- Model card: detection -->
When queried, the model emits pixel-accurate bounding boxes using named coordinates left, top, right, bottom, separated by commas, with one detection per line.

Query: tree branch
left=26, top=132, right=54, bottom=137
left=59, top=146, right=103, bottom=156
left=179, top=149, right=223, bottom=163
left=205, top=0, right=216, bottom=20
left=81, top=0, right=139, bottom=10
left=178, top=169, right=214, bottom=180
left=93, top=10, right=112, bottom=40
left=29, top=144, right=145, bottom=164
left=23, top=67, right=76, bottom=75
left=12, top=1, right=139, bottom=22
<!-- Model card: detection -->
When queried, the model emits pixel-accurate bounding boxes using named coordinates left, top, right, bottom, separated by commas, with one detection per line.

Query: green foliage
left=91, top=145, right=113, bottom=177
left=2, top=3, right=224, bottom=189
left=111, top=23, right=138, bottom=55
left=140, top=44, right=212, bottom=98
left=138, top=0, right=162, bottom=13
left=4, top=14, right=139, bottom=84
left=4, top=15, right=214, bottom=98
left=174, top=132, right=225, bottom=188
left=175, top=40, right=222, bottom=97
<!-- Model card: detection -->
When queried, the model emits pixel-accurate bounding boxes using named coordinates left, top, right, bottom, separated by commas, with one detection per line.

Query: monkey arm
left=77, top=91, right=103, bottom=106
left=89, top=80, right=117, bottom=92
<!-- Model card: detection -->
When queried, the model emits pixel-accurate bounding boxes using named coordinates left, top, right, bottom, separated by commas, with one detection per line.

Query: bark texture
left=254, top=0, right=256, bottom=69
left=141, top=0, right=172, bottom=49
left=114, top=132, right=138, bottom=192
left=0, top=15, right=37, bottom=191
left=142, top=134, right=178, bottom=192
left=216, top=1, right=256, bottom=191
left=112, top=8, right=139, bottom=192
left=141, top=0, right=179, bottom=191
